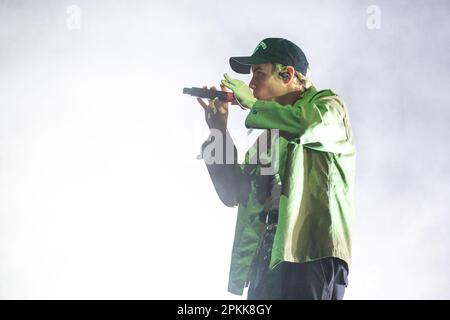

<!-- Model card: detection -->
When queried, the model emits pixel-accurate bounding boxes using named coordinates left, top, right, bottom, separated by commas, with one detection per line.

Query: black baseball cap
left=229, top=38, right=309, bottom=76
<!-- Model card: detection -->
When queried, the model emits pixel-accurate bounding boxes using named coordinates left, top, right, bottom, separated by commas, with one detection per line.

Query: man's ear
left=279, top=66, right=295, bottom=84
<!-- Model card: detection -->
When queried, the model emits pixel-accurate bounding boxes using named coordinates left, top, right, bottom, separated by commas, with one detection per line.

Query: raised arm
left=244, top=91, right=353, bottom=152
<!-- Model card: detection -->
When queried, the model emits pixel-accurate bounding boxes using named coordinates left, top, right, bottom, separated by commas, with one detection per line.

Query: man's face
left=249, top=63, right=286, bottom=101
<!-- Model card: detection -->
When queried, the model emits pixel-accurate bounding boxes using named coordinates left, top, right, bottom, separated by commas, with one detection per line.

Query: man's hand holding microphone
left=185, top=74, right=257, bottom=132
left=221, top=74, right=257, bottom=109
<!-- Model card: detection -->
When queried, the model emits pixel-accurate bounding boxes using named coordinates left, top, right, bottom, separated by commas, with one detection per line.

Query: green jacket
left=202, top=86, right=355, bottom=296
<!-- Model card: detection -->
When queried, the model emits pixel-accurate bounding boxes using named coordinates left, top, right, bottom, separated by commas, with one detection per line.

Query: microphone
left=183, top=87, right=235, bottom=102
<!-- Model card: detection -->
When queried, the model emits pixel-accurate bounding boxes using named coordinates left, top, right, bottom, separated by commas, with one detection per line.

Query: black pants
left=247, top=225, right=349, bottom=300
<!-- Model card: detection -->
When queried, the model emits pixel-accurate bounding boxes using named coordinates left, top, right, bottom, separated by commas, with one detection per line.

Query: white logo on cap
left=253, top=41, right=267, bottom=54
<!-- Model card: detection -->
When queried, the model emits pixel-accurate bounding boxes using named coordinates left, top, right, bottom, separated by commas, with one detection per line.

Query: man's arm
left=201, top=129, right=250, bottom=207
left=244, top=93, right=352, bottom=151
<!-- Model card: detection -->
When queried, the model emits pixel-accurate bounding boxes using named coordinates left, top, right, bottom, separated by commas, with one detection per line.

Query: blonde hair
left=272, top=63, right=312, bottom=91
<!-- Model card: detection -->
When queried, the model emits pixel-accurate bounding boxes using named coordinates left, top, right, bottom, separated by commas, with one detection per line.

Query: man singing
left=197, top=38, right=355, bottom=300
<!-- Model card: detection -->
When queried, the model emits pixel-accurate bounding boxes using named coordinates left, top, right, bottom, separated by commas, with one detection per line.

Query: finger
left=197, top=97, right=208, bottom=110
left=197, top=85, right=209, bottom=110
left=221, top=76, right=232, bottom=83
left=208, top=97, right=216, bottom=109
left=209, top=86, right=217, bottom=102
left=209, top=98, right=218, bottom=114
left=220, top=83, right=228, bottom=92
left=221, top=82, right=234, bottom=92
left=212, top=98, right=218, bottom=114
left=224, top=74, right=240, bottom=86
left=223, top=74, right=235, bottom=86
left=214, top=96, right=227, bottom=109
left=221, top=80, right=233, bottom=89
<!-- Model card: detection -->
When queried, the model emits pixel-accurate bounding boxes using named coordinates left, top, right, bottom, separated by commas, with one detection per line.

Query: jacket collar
left=297, top=85, right=317, bottom=106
